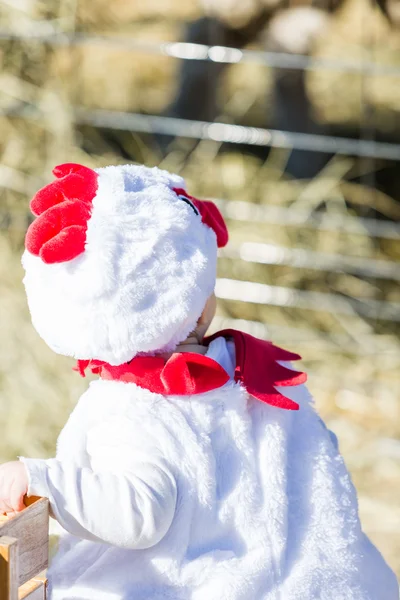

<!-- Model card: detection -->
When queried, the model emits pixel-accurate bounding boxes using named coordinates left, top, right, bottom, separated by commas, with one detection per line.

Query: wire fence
left=211, top=315, right=400, bottom=355
left=1, top=9, right=399, bottom=352
left=74, top=108, right=400, bottom=162
left=1, top=29, right=400, bottom=76
left=219, top=200, right=400, bottom=239
left=215, top=279, right=400, bottom=321
left=3, top=104, right=400, bottom=161
left=220, top=242, right=400, bottom=280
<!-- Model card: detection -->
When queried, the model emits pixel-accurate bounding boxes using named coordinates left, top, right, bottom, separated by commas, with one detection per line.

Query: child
left=0, top=163, right=397, bottom=600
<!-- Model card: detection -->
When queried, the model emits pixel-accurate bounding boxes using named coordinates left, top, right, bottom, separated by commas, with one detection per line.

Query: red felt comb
left=26, top=163, right=98, bottom=264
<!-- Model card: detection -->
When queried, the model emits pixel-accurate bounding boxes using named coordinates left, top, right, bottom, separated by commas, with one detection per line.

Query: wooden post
left=0, top=499, right=48, bottom=587
left=0, top=498, right=49, bottom=599
left=0, top=536, right=19, bottom=600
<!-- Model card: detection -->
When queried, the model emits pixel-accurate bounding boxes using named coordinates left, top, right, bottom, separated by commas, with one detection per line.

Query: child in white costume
left=0, top=163, right=397, bottom=600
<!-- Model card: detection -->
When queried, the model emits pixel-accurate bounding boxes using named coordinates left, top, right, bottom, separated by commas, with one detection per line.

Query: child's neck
left=175, top=335, right=207, bottom=356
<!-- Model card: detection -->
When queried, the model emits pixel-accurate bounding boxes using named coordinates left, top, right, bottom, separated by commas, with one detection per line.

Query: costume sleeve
left=19, top=416, right=177, bottom=550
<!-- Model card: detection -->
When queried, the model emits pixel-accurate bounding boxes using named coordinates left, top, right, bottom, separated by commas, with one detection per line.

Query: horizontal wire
left=220, top=242, right=400, bottom=280
left=215, top=278, right=400, bottom=321
left=73, top=107, right=400, bottom=161
left=212, top=315, right=400, bottom=355
left=2, top=99, right=400, bottom=161
left=218, top=199, right=400, bottom=239
left=1, top=29, right=400, bottom=77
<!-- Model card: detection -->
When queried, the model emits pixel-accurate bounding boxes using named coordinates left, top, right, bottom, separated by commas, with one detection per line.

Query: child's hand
left=0, top=461, right=28, bottom=516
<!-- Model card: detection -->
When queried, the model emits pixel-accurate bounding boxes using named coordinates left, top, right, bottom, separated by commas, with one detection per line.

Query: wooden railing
left=0, top=497, right=49, bottom=600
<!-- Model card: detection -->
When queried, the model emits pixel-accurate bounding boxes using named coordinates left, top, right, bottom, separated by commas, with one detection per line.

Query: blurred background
left=0, top=0, right=399, bottom=576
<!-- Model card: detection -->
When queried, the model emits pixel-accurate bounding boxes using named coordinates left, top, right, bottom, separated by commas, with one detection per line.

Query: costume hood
left=22, top=163, right=228, bottom=365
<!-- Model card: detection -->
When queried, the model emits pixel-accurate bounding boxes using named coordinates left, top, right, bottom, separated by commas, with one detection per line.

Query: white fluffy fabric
left=22, top=164, right=218, bottom=364
left=21, top=338, right=398, bottom=600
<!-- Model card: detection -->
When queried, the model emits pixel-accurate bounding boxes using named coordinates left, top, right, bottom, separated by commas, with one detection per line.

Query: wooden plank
left=0, top=497, right=40, bottom=524
left=0, top=536, right=19, bottom=600
left=19, top=575, right=47, bottom=600
left=0, top=499, right=49, bottom=587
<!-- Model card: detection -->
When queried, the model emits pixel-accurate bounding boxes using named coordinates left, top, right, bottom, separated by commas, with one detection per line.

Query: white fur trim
left=22, top=164, right=217, bottom=364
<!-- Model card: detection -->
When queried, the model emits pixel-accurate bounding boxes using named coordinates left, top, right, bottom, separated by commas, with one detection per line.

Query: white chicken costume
left=21, top=163, right=398, bottom=600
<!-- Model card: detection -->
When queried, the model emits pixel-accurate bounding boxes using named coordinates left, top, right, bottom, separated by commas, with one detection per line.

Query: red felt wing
left=240, top=333, right=306, bottom=410
left=205, top=329, right=307, bottom=411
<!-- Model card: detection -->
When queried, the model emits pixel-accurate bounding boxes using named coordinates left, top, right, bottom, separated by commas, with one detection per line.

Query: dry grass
left=0, top=0, right=399, bottom=578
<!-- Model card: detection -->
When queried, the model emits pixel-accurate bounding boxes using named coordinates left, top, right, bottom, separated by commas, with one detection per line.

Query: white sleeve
left=19, top=417, right=177, bottom=550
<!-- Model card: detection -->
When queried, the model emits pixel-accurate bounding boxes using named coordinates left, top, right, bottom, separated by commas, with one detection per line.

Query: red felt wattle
left=173, top=187, right=229, bottom=248
left=75, top=329, right=306, bottom=411
left=26, top=163, right=98, bottom=264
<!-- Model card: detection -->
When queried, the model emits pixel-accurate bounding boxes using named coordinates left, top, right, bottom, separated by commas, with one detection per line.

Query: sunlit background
left=0, top=0, right=399, bottom=576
